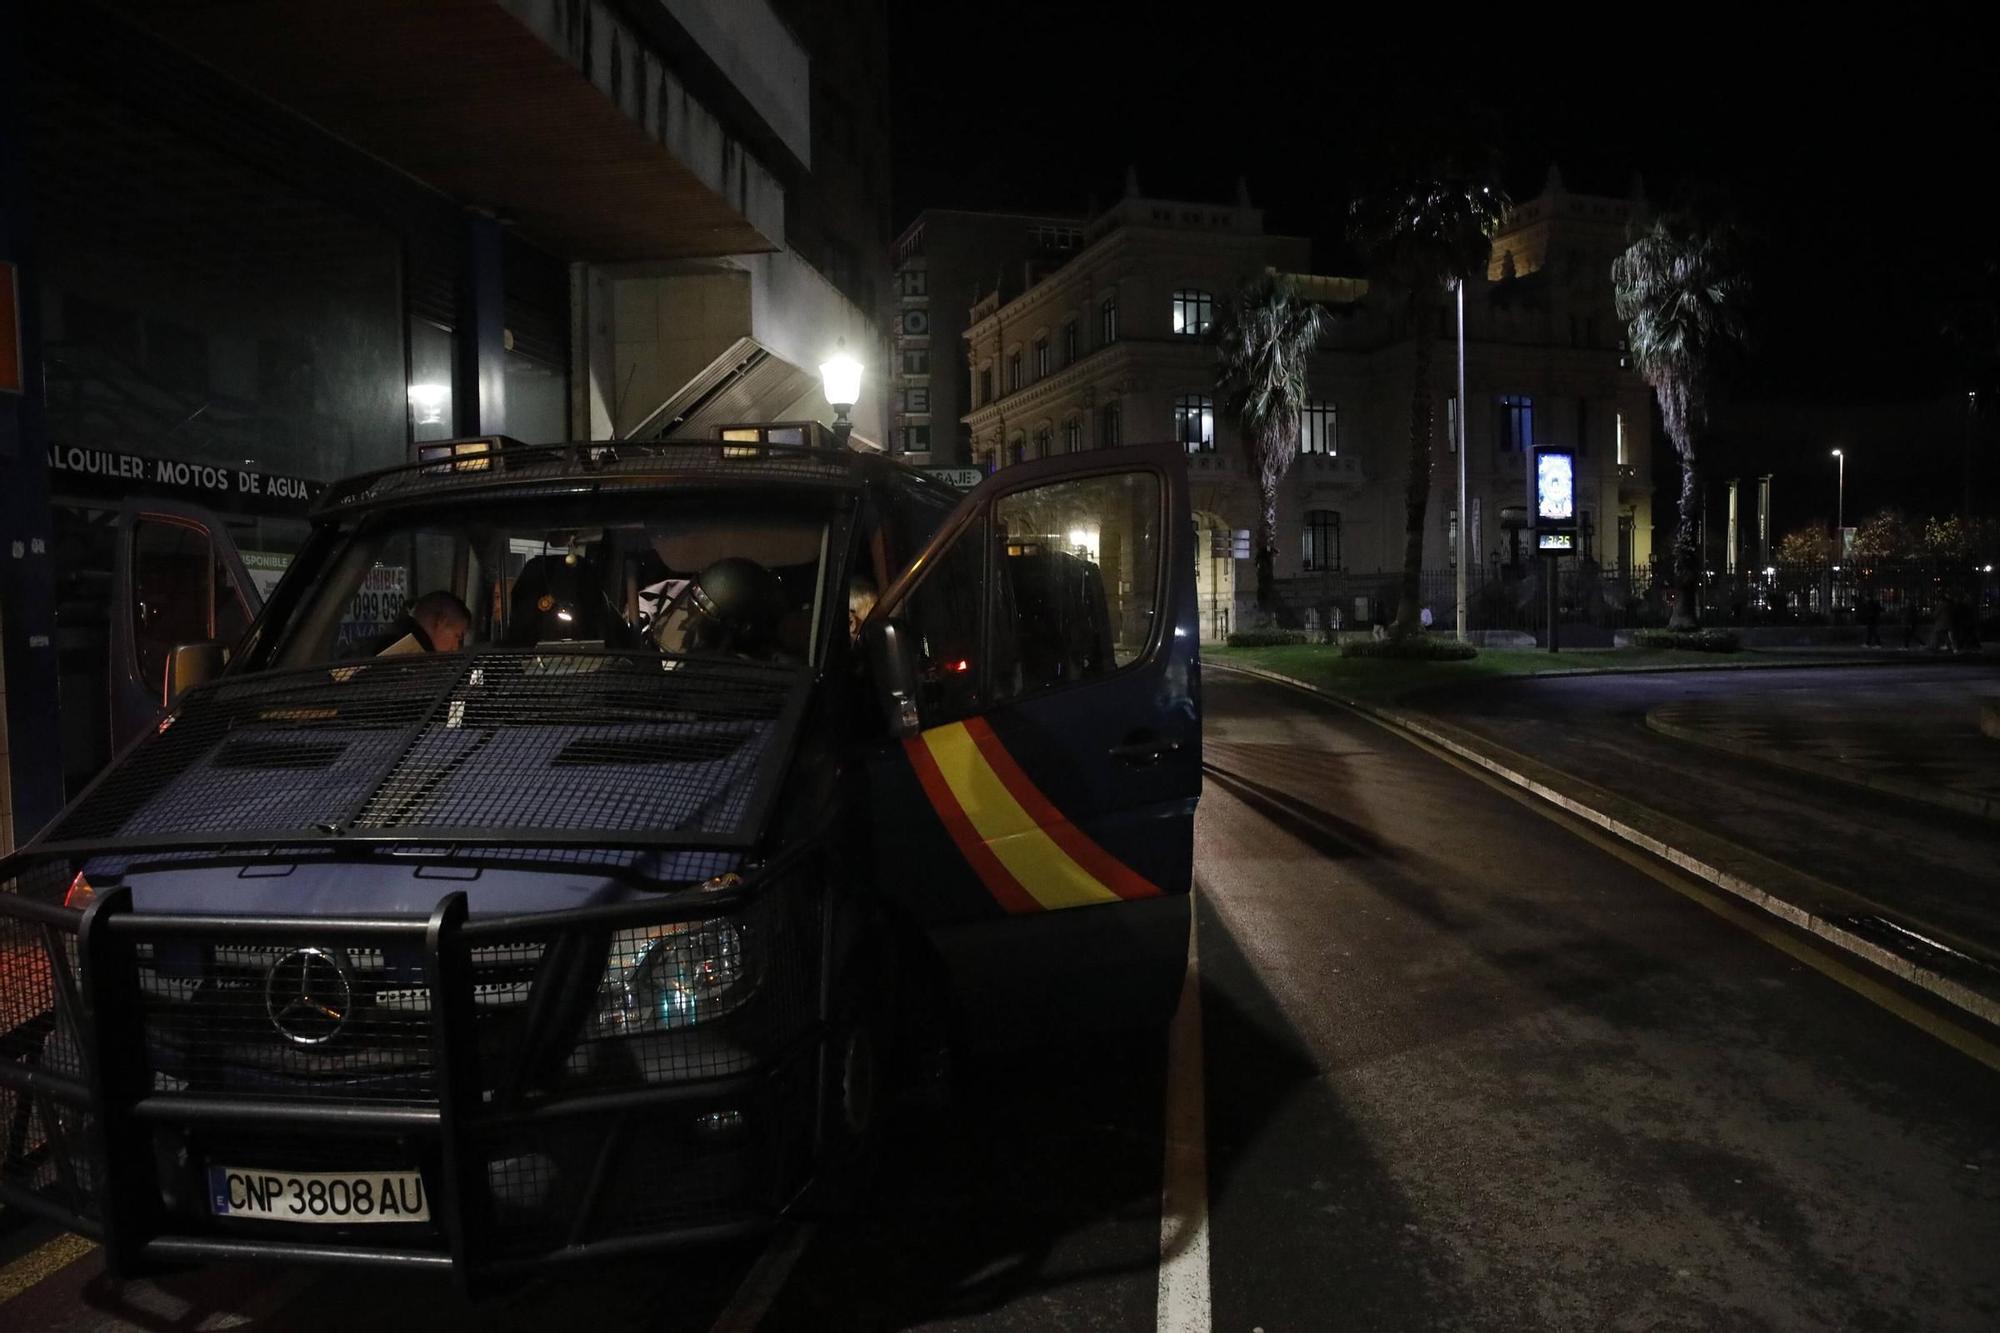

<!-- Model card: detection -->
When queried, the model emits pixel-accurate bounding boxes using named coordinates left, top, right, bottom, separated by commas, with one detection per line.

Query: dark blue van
left=0, top=436, right=1200, bottom=1285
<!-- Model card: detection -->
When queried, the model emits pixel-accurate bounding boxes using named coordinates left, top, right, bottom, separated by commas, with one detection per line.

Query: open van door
left=863, top=444, right=1199, bottom=1034
left=108, top=501, right=262, bottom=755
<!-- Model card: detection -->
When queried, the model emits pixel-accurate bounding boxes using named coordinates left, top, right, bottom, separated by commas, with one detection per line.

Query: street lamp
left=1454, top=277, right=1469, bottom=642
left=819, top=341, right=863, bottom=448
left=1831, top=447, right=1845, bottom=540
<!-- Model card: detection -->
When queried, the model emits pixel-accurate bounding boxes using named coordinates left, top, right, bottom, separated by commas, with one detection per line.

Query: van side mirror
left=862, top=618, right=922, bottom=739
left=165, top=640, right=227, bottom=705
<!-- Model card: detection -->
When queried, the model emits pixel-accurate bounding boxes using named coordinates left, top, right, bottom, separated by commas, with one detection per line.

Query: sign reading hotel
left=47, top=442, right=323, bottom=513
left=1533, top=445, right=1578, bottom=554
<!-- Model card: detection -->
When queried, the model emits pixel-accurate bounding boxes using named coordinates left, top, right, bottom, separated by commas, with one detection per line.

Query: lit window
left=1100, top=292, right=1119, bottom=345
left=1035, top=337, right=1050, bottom=378
left=1063, top=418, right=1082, bottom=453
left=1497, top=394, right=1534, bottom=452
left=1301, top=400, right=1338, bottom=456
left=1445, top=395, right=1459, bottom=453
left=1008, top=351, right=1022, bottom=393
left=1173, top=393, right=1215, bottom=453
left=1034, top=425, right=1052, bottom=457
left=1616, top=410, right=1628, bottom=465
left=1303, top=509, right=1341, bottom=571
left=1172, top=289, right=1214, bottom=337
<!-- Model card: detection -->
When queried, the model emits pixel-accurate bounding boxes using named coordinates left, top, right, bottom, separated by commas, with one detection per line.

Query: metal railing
left=1260, top=558, right=2000, bottom=638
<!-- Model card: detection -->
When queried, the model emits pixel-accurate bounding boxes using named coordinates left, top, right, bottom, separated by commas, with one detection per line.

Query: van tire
left=812, top=996, right=885, bottom=1215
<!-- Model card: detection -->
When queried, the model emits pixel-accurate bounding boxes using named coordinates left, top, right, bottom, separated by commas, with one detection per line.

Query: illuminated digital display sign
left=1536, top=449, right=1575, bottom=523
left=1531, top=446, right=1578, bottom=557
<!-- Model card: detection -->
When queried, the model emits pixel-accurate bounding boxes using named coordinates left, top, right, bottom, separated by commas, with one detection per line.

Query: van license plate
left=208, top=1166, right=430, bottom=1223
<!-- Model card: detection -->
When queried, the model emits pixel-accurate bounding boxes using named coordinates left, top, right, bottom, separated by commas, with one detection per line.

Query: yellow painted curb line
left=0, top=1232, right=96, bottom=1306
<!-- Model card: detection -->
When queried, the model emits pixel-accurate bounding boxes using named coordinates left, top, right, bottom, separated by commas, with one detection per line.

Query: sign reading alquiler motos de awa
left=46, top=443, right=324, bottom=513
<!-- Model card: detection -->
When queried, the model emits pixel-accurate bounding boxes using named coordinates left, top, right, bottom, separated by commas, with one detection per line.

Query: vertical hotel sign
left=0, top=261, right=22, bottom=396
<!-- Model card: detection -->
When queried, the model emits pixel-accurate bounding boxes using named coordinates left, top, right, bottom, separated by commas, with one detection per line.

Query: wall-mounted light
left=409, top=383, right=450, bottom=427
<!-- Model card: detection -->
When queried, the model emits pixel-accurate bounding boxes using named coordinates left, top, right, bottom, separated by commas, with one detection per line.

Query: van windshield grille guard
left=23, top=649, right=809, bottom=862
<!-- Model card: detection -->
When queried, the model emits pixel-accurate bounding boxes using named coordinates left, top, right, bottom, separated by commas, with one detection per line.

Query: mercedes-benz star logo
left=263, top=947, right=353, bottom=1046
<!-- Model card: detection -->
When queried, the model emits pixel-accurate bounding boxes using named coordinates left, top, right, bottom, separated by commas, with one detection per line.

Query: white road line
left=1156, top=885, right=1211, bottom=1333
left=709, top=1221, right=815, bottom=1333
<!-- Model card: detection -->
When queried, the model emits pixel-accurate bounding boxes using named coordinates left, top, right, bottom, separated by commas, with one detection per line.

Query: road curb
left=1643, top=707, right=2000, bottom=826
left=1207, top=660, right=2000, bottom=1032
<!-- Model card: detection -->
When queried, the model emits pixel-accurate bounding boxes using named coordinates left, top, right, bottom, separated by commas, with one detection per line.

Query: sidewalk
left=1646, top=675, right=2000, bottom=823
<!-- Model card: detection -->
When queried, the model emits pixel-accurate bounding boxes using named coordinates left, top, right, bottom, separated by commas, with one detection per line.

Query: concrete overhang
left=104, top=0, right=791, bottom=262
left=625, top=336, right=817, bottom=441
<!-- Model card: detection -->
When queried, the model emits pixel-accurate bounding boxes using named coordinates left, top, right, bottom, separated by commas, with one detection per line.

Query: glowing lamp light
left=818, top=354, right=863, bottom=409
left=1068, top=528, right=1090, bottom=547
left=408, top=383, right=450, bottom=426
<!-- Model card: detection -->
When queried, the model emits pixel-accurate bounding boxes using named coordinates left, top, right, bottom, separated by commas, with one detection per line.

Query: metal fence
left=1263, top=559, right=2000, bottom=640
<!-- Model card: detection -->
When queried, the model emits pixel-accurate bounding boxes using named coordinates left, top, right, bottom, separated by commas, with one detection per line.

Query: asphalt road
left=4, top=670, right=1998, bottom=1330
left=1415, top=663, right=2000, bottom=954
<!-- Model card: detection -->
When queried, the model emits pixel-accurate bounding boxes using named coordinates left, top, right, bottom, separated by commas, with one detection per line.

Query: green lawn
left=1203, top=643, right=1852, bottom=707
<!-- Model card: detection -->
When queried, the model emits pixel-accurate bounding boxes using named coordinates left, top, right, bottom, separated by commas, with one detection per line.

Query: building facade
left=888, top=210, right=1085, bottom=466
left=0, top=0, right=891, bottom=850
left=961, top=171, right=1656, bottom=638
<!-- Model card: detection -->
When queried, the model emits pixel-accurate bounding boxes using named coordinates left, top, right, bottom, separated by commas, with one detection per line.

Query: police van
left=0, top=430, right=1200, bottom=1284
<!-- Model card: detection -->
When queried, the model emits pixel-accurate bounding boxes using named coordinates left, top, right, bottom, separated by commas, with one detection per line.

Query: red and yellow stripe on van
left=904, top=717, right=1161, bottom=914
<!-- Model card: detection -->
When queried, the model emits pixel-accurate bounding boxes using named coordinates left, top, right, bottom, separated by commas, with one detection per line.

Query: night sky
left=889, top=4, right=1999, bottom=527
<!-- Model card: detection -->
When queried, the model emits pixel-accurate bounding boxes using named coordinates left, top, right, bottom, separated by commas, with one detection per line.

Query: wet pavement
left=1645, top=669, right=2000, bottom=821
left=1417, top=662, right=2000, bottom=959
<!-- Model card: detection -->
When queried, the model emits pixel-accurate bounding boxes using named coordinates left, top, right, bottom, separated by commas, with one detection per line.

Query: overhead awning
left=102, top=0, right=787, bottom=262
left=625, top=337, right=819, bottom=442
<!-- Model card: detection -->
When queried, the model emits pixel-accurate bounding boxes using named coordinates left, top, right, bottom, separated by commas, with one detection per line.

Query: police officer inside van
left=370, top=590, right=472, bottom=656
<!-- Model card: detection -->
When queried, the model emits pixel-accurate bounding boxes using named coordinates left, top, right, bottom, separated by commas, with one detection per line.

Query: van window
left=898, top=514, right=985, bottom=720
left=131, top=520, right=213, bottom=692
left=990, top=472, right=1162, bottom=702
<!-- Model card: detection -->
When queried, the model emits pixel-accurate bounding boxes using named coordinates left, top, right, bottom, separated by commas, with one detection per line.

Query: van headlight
left=590, top=918, right=748, bottom=1037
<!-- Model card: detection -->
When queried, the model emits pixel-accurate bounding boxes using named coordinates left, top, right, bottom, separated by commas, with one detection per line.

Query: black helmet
left=683, top=557, right=785, bottom=656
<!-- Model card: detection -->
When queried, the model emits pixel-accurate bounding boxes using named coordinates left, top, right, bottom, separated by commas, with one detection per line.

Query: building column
left=457, top=213, right=507, bottom=435
left=0, top=6, right=64, bottom=850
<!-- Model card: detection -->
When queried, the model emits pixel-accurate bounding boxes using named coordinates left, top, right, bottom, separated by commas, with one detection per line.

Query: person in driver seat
left=371, top=590, right=472, bottom=656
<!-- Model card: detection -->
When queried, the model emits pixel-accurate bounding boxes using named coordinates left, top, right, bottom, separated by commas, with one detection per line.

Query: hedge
left=1338, top=636, right=1479, bottom=661
left=1626, top=628, right=1742, bottom=653
left=1224, top=628, right=1312, bottom=647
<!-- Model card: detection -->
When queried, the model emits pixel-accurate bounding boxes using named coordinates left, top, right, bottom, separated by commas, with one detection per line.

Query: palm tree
left=1350, top=177, right=1509, bottom=637
left=1612, top=214, right=1750, bottom=629
left=1215, top=272, right=1328, bottom=615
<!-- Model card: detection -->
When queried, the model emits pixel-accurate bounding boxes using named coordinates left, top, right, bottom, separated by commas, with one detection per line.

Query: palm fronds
left=1215, top=272, right=1328, bottom=611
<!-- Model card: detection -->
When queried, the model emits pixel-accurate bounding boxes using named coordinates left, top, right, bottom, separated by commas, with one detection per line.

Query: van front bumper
left=0, top=870, right=824, bottom=1289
